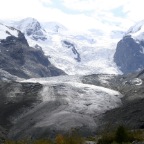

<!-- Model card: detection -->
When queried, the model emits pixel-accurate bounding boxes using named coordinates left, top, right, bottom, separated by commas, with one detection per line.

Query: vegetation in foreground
left=3, top=126, right=144, bottom=144
left=4, top=131, right=84, bottom=144
left=97, top=126, right=144, bottom=144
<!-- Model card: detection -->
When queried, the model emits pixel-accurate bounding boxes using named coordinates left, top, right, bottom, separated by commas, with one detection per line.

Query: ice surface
left=7, top=18, right=123, bottom=75
left=21, top=75, right=122, bottom=115
left=130, top=78, right=143, bottom=86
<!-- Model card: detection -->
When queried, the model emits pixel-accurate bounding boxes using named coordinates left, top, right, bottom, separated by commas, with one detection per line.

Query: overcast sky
left=0, top=0, right=143, bottom=32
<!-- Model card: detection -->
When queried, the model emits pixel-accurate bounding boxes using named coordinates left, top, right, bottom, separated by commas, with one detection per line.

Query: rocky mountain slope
left=0, top=70, right=143, bottom=141
left=1, top=18, right=144, bottom=142
left=0, top=74, right=122, bottom=140
left=0, top=23, right=65, bottom=79
left=82, top=70, right=144, bottom=132
left=6, top=17, right=123, bottom=75
left=114, top=20, right=144, bottom=74
left=0, top=79, right=43, bottom=142
left=8, top=75, right=122, bottom=139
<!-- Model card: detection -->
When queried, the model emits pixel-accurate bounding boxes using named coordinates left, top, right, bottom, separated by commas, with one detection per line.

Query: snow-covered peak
left=13, top=17, right=47, bottom=41
left=42, top=21, right=68, bottom=33
left=4, top=17, right=123, bottom=75
left=0, top=23, right=19, bottom=40
left=16, top=17, right=42, bottom=32
left=126, top=20, right=144, bottom=41
left=127, top=20, right=144, bottom=34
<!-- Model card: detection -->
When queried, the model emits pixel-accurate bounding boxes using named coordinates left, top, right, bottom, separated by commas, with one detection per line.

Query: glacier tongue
left=13, top=75, right=123, bottom=137
left=22, top=75, right=122, bottom=115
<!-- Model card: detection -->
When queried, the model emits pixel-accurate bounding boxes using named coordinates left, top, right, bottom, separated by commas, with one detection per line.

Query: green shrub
left=4, top=139, right=30, bottom=144
left=132, top=130, right=144, bottom=141
left=115, top=126, right=129, bottom=143
left=4, top=139, right=53, bottom=144
left=97, top=132, right=115, bottom=144
left=97, top=125, right=135, bottom=144
left=62, top=131, right=84, bottom=144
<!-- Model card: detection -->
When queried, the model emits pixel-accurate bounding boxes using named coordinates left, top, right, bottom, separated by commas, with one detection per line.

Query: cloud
left=122, top=0, right=144, bottom=22
left=0, top=0, right=112, bottom=32
left=39, top=0, right=52, bottom=4
left=61, top=0, right=127, bottom=11
left=0, top=0, right=143, bottom=32
left=59, top=0, right=135, bottom=30
left=61, top=0, right=144, bottom=29
left=0, top=0, right=43, bottom=19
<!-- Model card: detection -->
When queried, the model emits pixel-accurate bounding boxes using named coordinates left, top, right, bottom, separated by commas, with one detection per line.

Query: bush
left=55, top=134, right=64, bottom=144
left=115, top=126, right=129, bottom=143
left=97, top=125, right=135, bottom=144
left=62, top=130, right=84, bottom=144
left=132, top=130, right=144, bottom=142
left=4, top=132, right=84, bottom=144
left=4, top=139, right=53, bottom=144
left=97, top=132, right=115, bottom=144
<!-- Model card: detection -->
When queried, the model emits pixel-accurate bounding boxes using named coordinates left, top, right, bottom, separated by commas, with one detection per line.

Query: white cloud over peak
left=0, top=0, right=143, bottom=32
left=61, top=0, right=127, bottom=11
left=60, top=0, right=144, bottom=28
left=39, top=0, right=52, bottom=4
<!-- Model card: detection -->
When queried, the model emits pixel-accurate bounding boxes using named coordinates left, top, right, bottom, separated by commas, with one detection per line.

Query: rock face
left=6, top=17, right=121, bottom=75
left=114, top=20, right=144, bottom=74
left=114, top=35, right=144, bottom=73
left=0, top=24, right=65, bottom=78
left=0, top=71, right=144, bottom=140
left=82, top=70, right=144, bottom=132
left=1, top=19, right=144, bottom=141
left=0, top=74, right=122, bottom=140
left=62, top=40, right=81, bottom=62
left=0, top=79, right=43, bottom=142
left=0, top=81, right=42, bottom=127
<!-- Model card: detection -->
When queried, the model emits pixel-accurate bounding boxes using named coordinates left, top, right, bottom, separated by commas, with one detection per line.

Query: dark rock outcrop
left=0, top=81, right=42, bottom=127
left=1, top=70, right=144, bottom=140
left=100, top=70, right=144, bottom=131
left=62, top=40, right=81, bottom=62
left=114, top=35, right=144, bottom=74
left=82, top=70, right=144, bottom=132
left=0, top=31, right=65, bottom=78
left=0, top=80, right=43, bottom=141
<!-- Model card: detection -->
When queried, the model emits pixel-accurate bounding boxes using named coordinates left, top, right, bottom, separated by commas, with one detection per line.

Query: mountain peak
left=16, top=17, right=41, bottom=31
left=21, top=17, right=39, bottom=23
left=114, top=20, right=144, bottom=74
left=43, top=21, right=68, bottom=33
left=125, top=20, right=144, bottom=41
left=127, top=20, right=144, bottom=33
left=15, top=17, right=47, bottom=41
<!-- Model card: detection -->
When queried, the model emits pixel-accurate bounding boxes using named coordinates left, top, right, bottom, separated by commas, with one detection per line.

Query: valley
left=0, top=17, right=144, bottom=143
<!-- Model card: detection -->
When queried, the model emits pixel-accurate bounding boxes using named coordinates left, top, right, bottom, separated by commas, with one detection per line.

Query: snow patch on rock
left=0, top=23, right=18, bottom=39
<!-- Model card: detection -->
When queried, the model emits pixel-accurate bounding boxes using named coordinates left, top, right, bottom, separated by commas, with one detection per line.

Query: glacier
left=5, top=17, right=124, bottom=75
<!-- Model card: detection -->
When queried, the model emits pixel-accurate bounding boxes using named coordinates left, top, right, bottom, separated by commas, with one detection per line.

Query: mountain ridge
left=5, top=17, right=122, bottom=75
left=0, top=18, right=144, bottom=142
left=114, top=19, right=144, bottom=74
left=0, top=23, right=65, bottom=79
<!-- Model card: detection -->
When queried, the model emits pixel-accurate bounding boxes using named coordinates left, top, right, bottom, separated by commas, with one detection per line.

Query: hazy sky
left=0, top=0, right=143, bottom=31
